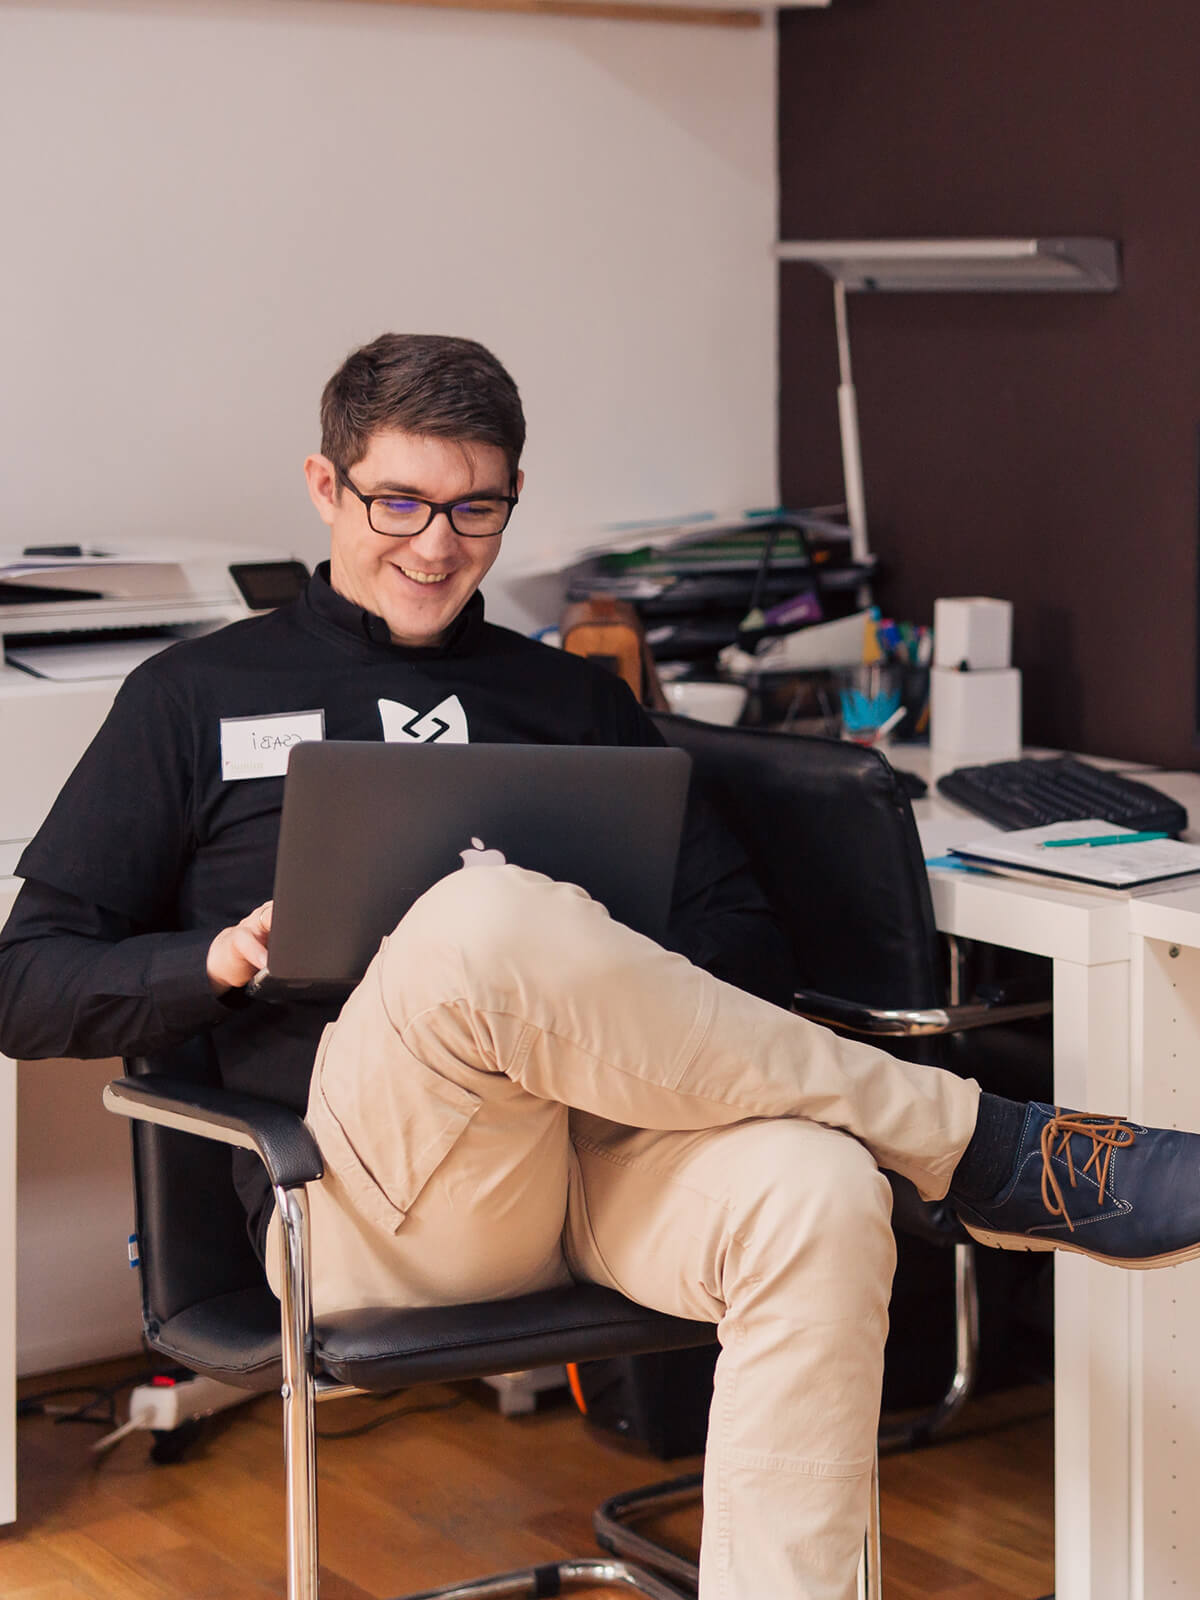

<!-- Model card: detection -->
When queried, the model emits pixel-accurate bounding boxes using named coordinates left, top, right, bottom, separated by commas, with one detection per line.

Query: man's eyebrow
left=365, top=481, right=509, bottom=498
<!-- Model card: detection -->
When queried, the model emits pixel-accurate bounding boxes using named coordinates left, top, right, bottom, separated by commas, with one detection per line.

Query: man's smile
left=395, top=566, right=451, bottom=586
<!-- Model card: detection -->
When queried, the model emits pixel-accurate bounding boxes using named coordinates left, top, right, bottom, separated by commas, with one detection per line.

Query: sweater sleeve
left=16, top=664, right=197, bottom=924
left=0, top=880, right=229, bottom=1061
left=0, top=662, right=229, bottom=1061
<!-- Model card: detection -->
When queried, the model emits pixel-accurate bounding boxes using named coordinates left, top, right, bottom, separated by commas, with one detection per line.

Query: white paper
left=953, top=819, right=1200, bottom=887
left=720, top=610, right=873, bottom=676
left=0, top=551, right=189, bottom=599
left=0, top=551, right=163, bottom=575
left=6, top=638, right=174, bottom=681
left=220, top=711, right=325, bottom=782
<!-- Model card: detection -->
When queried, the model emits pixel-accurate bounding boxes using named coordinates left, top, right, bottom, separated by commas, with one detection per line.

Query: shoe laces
left=1040, top=1110, right=1136, bottom=1231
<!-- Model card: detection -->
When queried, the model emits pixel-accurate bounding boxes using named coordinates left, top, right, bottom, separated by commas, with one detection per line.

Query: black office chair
left=103, top=1040, right=719, bottom=1600
left=106, top=1029, right=886, bottom=1599
left=585, top=717, right=1052, bottom=1579
left=648, top=713, right=1052, bottom=1442
left=104, top=720, right=1041, bottom=1600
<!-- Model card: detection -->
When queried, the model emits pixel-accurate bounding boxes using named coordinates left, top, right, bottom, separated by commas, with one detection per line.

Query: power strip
left=127, top=1372, right=256, bottom=1432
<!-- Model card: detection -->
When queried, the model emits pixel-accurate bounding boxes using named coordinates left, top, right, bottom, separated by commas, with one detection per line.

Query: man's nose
left=407, top=512, right=459, bottom=561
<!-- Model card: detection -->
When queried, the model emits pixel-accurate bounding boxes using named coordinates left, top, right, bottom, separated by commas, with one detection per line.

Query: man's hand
left=207, top=902, right=273, bottom=994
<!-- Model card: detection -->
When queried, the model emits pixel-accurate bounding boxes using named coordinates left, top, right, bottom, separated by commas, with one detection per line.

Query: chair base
left=398, top=1556, right=692, bottom=1597
left=594, top=1458, right=883, bottom=1600
left=594, top=1473, right=701, bottom=1593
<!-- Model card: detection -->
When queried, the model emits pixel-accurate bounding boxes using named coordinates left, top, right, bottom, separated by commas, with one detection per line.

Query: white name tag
left=220, top=711, right=325, bottom=781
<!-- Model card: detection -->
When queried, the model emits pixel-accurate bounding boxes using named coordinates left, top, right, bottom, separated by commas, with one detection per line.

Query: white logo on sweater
left=378, top=695, right=469, bottom=744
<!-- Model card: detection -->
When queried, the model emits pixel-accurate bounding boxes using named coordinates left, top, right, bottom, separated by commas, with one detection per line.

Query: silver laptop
left=253, top=741, right=692, bottom=1000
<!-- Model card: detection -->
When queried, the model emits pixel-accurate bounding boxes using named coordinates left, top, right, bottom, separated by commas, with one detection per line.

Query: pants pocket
left=305, top=1023, right=481, bottom=1235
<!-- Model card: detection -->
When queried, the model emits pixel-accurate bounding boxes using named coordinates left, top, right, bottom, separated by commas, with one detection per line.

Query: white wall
left=2, top=0, right=777, bottom=1371
left=2, top=0, right=778, bottom=631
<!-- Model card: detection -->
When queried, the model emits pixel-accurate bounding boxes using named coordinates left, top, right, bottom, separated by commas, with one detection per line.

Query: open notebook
left=950, top=818, right=1200, bottom=894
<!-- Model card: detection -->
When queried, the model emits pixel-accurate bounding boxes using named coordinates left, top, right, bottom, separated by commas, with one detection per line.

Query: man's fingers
left=206, top=904, right=273, bottom=993
left=233, top=925, right=269, bottom=970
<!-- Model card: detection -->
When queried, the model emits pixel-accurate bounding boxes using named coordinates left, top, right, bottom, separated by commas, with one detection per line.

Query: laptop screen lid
left=258, top=741, right=691, bottom=1000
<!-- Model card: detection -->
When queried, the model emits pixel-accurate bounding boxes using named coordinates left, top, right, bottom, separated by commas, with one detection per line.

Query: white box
left=930, top=666, right=1022, bottom=759
left=933, top=597, right=1012, bottom=672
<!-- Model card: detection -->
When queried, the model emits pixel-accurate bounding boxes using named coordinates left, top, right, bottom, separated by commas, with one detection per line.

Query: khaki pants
left=267, top=865, right=980, bottom=1600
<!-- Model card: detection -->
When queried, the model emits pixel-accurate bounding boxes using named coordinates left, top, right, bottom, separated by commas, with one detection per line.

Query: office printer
left=0, top=544, right=304, bottom=877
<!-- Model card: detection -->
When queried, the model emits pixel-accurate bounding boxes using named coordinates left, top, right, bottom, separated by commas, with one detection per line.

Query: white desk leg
left=0, top=1050, right=14, bottom=1526
left=1051, top=956, right=1133, bottom=1600
left=1129, top=937, right=1200, bottom=1600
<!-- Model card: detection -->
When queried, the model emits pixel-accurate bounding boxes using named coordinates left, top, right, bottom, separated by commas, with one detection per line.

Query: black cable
left=746, top=525, right=781, bottom=621
left=18, top=1365, right=189, bottom=1428
left=16, top=1383, right=109, bottom=1420
left=317, top=1390, right=464, bottom=1440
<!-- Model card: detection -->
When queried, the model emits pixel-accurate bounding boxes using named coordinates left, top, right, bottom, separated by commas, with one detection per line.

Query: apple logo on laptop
left=460, top=837, right=507, bottom=868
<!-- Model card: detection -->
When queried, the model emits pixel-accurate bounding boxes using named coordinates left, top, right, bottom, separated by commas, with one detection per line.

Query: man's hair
left=320, top=333, right=526, bottom=481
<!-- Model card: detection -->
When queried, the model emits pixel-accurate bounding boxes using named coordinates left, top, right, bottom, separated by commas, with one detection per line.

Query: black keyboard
left=937, top=756, right=1188, bottom=835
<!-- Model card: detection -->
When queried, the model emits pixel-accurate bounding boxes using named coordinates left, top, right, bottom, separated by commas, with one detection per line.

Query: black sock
left=950, top=1093, right=1028, bottom=1200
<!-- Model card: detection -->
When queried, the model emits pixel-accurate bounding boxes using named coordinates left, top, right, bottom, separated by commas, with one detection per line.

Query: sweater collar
left=302, top=561, right=486, bottom=658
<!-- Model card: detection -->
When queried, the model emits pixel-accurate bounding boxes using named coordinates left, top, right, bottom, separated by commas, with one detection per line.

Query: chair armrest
left=793, top=990, right=1052, bottom=1038
left=103, top=1073, right=324, bottom=1190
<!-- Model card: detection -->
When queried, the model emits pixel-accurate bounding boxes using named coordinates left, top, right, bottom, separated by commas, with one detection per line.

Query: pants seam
left=716, top=1318, right=738, bottom=1600
left=668, top=976, right=718, bottom=1088
left=387, top=989, right=737, bottom=1114
left=496, top=1009, right=770, bottom=1118
left=569, top=1132, right=767, bottom=1259
left=725, top=1444, right=875, bottom=1479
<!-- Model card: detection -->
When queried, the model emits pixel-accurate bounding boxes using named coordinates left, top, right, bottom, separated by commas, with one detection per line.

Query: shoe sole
left=961, top=1222, right=1200, bottom=1270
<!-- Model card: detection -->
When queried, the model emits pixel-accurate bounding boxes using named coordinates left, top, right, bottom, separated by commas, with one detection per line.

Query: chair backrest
left=127, top=1040, right=267, bottom=1331
left=652, top=713, right=946, bottom=1013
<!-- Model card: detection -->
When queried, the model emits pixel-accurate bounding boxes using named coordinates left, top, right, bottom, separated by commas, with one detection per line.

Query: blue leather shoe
left=952, top=1102, right=1200, bottom=1268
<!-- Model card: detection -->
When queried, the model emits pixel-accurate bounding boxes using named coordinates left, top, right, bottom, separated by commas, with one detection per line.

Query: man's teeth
left=399, top=568, right=449, bottom=585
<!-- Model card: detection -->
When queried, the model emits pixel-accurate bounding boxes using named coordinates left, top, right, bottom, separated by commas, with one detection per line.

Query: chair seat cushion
left=148, top=1285, right=286, bottom=1391
left=146, top=1282, right=716, bottom=1396
left=317, top=1285, right=716, bottom=1391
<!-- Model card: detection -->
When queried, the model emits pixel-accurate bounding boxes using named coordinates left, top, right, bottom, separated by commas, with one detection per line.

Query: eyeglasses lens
left=369, top=497, right=509, bottom=538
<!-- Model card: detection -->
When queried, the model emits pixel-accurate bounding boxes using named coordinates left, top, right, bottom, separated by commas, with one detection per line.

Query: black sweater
left=0, top=565, right=794, bottom=1250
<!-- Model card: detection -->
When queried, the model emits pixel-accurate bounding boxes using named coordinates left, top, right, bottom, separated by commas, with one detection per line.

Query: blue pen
left=1041, top=831, right=1169, bottom=849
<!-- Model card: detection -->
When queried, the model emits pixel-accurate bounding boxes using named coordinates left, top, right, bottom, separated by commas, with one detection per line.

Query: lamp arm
left=834, top=280, right=869, bottom=565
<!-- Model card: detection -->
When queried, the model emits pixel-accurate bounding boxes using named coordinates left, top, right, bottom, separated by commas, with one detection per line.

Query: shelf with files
left=569, top=516, right=875, bottom=675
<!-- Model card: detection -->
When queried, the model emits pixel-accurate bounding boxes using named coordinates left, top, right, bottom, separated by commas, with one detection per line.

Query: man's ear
left=304, top=454, right=340, bottom=527
left=515, top=467, right=525, bottom=497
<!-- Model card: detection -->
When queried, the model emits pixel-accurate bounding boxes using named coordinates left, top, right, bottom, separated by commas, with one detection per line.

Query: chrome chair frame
left=105, top=1073, right=883, bottom=1600
left=797, top=929, right=1047, bottom=1450
left=105, top=1075, right=698, bottom=1600
left=592, top=1456, right=883, bottom=1600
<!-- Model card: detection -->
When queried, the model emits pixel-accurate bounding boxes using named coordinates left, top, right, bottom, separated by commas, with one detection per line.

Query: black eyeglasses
left=338, top=470, right=518, bottom=540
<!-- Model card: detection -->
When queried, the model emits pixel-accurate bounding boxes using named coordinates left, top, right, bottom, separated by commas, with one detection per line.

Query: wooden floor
left=1, top=1360, right=1054, bottom=1599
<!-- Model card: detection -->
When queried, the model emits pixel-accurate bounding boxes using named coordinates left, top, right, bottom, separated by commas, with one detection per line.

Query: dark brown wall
left=778, top=0, right=1200, bottom=766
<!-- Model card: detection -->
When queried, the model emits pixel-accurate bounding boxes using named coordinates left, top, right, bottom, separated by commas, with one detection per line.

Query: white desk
left=0, top=878, right=18, bottom=1526
left=897, top=750, right=1200, bottom=1600
left=0, top=871, right=138, bottom=1530
left=4, top=754, right=1200, bottom=1578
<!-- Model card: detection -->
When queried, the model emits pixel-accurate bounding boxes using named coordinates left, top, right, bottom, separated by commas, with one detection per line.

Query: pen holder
left=835, top=663, right=904, bottom=746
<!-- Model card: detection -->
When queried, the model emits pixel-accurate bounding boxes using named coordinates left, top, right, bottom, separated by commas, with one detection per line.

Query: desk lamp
left=775, top=237, right=1121, bottom=565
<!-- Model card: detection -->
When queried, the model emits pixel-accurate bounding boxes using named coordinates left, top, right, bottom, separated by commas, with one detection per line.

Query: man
left=2, top=333, right=1200, bottom=1600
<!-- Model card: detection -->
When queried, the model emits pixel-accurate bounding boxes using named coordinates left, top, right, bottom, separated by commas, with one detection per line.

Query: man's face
left=305, top=430, right=521, bottom=648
